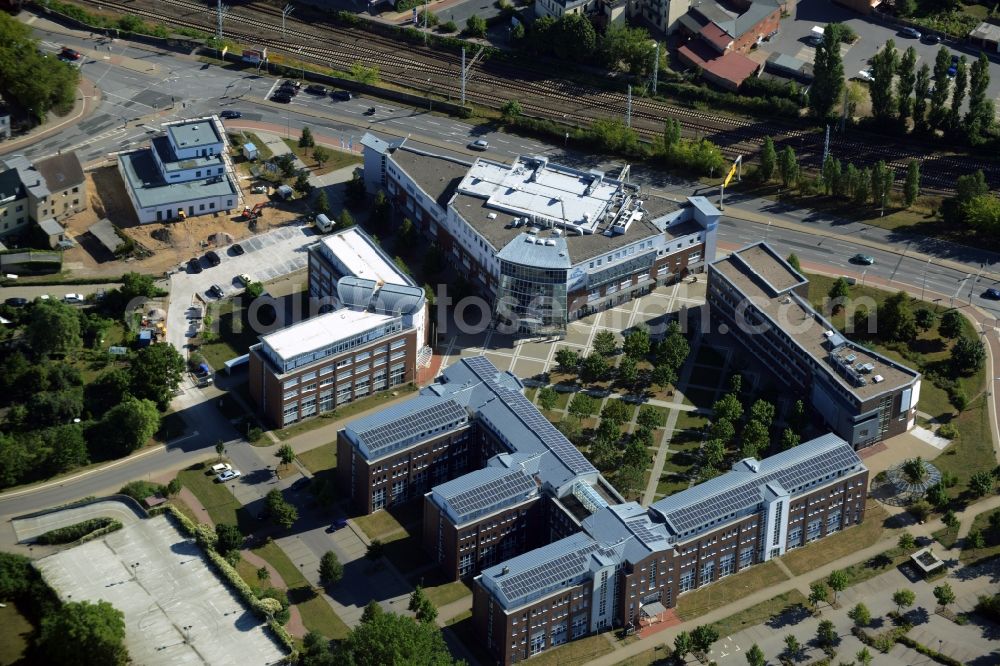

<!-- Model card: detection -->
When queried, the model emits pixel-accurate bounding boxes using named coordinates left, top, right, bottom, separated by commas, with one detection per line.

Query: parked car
left=211, top=463, right=232, bottom=473
left=468, top=138, right=489, bottom=151
left=230, top=243, right=245, bottom=256
left=207, top=284, right=224, bottom=298
left=921, top=33, right=942, bottom=44
left=850, top=253, right=875, bottom=265
left=305, top=84, right=328, bottom=95
left=237, top=273, right=252, bottom=286
left=251, top=184, right=268, bottom=194
left=900, top=27, right=921, bottom=39
left=187, top=258, right=203, bottom=273
left=205, top=250, right=221, bottom=266
left=4, top=297, right=28, bottom=307
left=63, top=293, right=85, bottom=303
left=217, top=469, right=242, bottom=482
left=220, top=110, right=242, bottom=119
left=326, top=517, right=349, bottom=532
left=331, top=90, right=352, bottom=101
left=278, top=83, right=299, bottom=96
left=984, top=287, right=1000, bottom=300
left=855, top=69, right=874, bottom=83
left=271, top=93, right=292, bottom=104
left=283, top=80, right=301, bottom=89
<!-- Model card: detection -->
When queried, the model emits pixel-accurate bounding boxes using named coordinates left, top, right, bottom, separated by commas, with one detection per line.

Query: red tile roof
left=678, top=39, right=760, bottom=89
left=699, top=22, right=733, bottom=52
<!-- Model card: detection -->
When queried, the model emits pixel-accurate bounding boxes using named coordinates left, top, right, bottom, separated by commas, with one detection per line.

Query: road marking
left=954, top=275, right=970, bottom=301
left=426, top=120, right=441, bottom=126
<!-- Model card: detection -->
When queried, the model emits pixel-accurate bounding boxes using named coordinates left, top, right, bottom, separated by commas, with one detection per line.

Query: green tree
left=408, top=585, right=438, bottom=623
left=618, top=355, right=638, bottom=387
left=816, top=619, right=837, bottom=647
left=465, top=14, right=487, bottom=37
left=827, top=569, right=848, bottom=604
left=870, top=40, right=898, bottom=122
left=956, top=170, right=989, bottom=203
left=968, top=528, right=986, bottom=549
left=637, top=405, right=665, bottom=430
left=892, top=588, right=916, bottom=614
left=896, top=46, right=917, bottom=126
left=500, top=99, right=522, bottom=120
left=581, top=353, right=608, bottom=383
left=778, top=146, right=799, bottom=189
left=319, top=550, right=344, bottom=586
left=339, top=607, right=452, bottom=664
left=94, top=397, right=161, bottom=458
left=39, top=600, right=128, bottom=666
left=943, top=509, right=959, bottom=528
left=166, top=477, right=181, bottom=496
left=663, top=118, right=682, bottom=154
left=601, top=399, right=631, bottom=425
left=312, top=145, right=331, bottom=168
left=786, top=253, right=801, bottom=272
left=129, top=343, right=185, bottom=410
left=898, top=531, right=916, bottom=551
left=949, top=56, right=968, bottom=131
left=848, top=602, right=871, bottom=627
left=969, top=470, right=995, bottom=497
left=710, top=418, right=736, bottom=444
left=555, top=348, right=580, bottom=372
left=27, top=299, right=82, bottom=357
left=691, top=624, right=719, bottom=655
left=551, top=14, right=596, bottom=59
left=933, top=582, right=956, bottom=610
left=828, top=277, right=851, bottom=304
left=215, top=440, right=226, bottom=461
left=746, top=643, right=765, bottom=666
left=299, top=126, right=315, bottom=148
left=780, top=427, right=800, bottom=451
left=266, top=489, right=299, bottom=529
left=952, top=336, right=986, bottom=375
left=791, top=399, right=806, bottom=429
left=965, top=194, right=1000, bottom=234
left=652, top=363, right=677, bottom=392
left=822, top=155, right=842, bottom=196
left=713, top=393, right=743, bottom=422
left=568, top=393, right=596, bottom=420
left=657, top=322, right=690, bottom=370
left=809, top=581, right=829, bottom=609
left=857, top=647, right=874, bottom=666
left=704, top=438, right=726, bottom=467
left=809, top=26, right=845, bottom=118
left=674, top=631, right=692, bottom=661
left=749, top=399, right=775, bottom=428
left=215, top=523, right=243, bottom=555
left=879, top=291, right=917, bottom=342
left=913, top=63, right=931, bottom=130
left=965, top=51, right=994, bottom=142
left=593, top=330, right=618, bottom=357
left=538, top=386, right=558, bottom=411
left=615, top=464, right=645, bottom=498
left=277, top=443, right=296, bottom=469
left=903, top=161, right=921, bottom=206
left=338, top=207, right=355, bottom=229
left=870, top=160, right=894, bottom=211
left=759, top=137, right=777, bottom=182
left=930, top=47, right=952, bottom=129
left=783, top=634, right=802, bottom=661
left=600, top=23, right=656, bottom=76
left=741, top=419, right=769, bottom=459
left=315, top=189, right=331, bottom=216
left=938, top=310, right=964, bottom=339
left=623, top=326, right=651, bottom=360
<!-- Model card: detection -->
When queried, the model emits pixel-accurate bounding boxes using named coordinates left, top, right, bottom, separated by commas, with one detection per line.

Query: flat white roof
left=458, top=158, right=623, bottom=233
left=320, top=227, right=409, bottom=286
left=261, top=309, right=397, bottom=361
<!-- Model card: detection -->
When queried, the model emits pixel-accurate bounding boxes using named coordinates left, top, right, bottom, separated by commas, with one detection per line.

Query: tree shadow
left=766, top=603, right=810, bottom=629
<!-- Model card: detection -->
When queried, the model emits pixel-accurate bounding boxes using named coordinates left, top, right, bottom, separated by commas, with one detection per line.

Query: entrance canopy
left=641, top=601, right=666, bottom=617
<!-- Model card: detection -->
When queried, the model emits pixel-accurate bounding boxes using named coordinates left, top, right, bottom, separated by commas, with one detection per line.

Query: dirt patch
left=59, top=167, right=309, bottom=278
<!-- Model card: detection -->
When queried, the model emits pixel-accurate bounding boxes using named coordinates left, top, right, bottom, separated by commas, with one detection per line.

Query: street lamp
left=921, top=256, right=931, bottom=300
left=131, top=562, right=140, bottom=580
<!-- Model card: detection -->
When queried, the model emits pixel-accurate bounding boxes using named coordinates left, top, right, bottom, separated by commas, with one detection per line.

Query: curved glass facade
left=496, top=261, right=568, bottom=331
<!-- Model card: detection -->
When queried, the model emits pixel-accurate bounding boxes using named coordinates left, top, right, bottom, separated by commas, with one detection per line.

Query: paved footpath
left=584, top=494, right=1000, bottom=666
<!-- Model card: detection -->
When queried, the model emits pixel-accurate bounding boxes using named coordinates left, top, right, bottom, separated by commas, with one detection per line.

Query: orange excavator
left=241, top=201, right=267, bottom=222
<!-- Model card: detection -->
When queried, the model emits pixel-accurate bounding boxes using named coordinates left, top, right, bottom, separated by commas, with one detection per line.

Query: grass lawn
left=711, top=589, right=809, bottom=639
left=382, top=532, right=431, bottom=576
left=527, top=634, right=614, bottom=666
left=273, top=384, right=418, bottom=440
left=353, top=502, right=423, bottom=539
left=282, top=138, right=362, bottom=176
left=231, top=132, right=274, bottom=161
left=618, top=645, right=673, bottom=666
left=422, top=579, right=472, bottom=608
left=673, top=411, right=708, bottom=433
left=177, top=461, right=243, bottom=527
left=0, top=603, right=33, bottom=665
left=297, top=593, right=351, bottom=640
left=683, top=386, right=718, bottom=410
left=524, top=386, right=538, bottom=402
left=960, top=506, right=1000, bottom=565
left=445, top=609, right=472, bottom=626
left=298, top=442, right=337, bottom=473
left=827, top=545, right=912, bottom=588
left=781, top=503, right=889, bottom=576
left=198, top=298, right=261, bottom=370
left=933, top=396, right=994, bottom=497
left=933, top=524, right=960, bottom=550
left=676, top=560, right=788, bottom=621
left=656, top=474, right=690, bottom=496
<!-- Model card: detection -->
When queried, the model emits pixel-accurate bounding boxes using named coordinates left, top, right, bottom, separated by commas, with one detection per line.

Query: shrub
left=247, top=426, right=263, bottom=442
left=35, top=517, right=122, bottom=544
left=937, top=422, right=958, bottom=439
left=118, top=480, right=166, bottom=501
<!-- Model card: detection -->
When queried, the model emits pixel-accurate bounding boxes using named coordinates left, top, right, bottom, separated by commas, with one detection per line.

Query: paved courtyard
left=34, top=513, right=286, bottom=665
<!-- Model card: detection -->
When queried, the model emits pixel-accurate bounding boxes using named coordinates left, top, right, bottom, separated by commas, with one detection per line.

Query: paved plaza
left=34, top=513, right=286, bottom=666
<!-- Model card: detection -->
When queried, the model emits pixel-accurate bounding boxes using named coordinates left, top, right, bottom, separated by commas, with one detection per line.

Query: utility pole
left=281, top=4, right=293, bottom=41
left=423, top=0, right=428, bottom=46
left=652, top=43, right=659, bottom=93
left=216, top=0, right=229, bottom=56
left=822, top=124, right=830, bottom=165
left=840, top=87, right=849, bottom=132
left=626, top=84, right=632, bottom=128
left=461, top=47, right=466, bottom=108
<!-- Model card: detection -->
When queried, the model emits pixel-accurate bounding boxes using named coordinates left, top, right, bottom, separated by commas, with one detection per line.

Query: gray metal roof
left=118, top=149, right=237, bottom=209
left=431, top=467, right=538, bottom=525
left=152, top=136, right=224, bottom=172
left=37, top=218, right=65, bottom=236
left=650, top=433, right=864, bottom=538
left=371, top=283, right=425, bottom=316
left=346, top=396, right=469, bottom=460
left=166, top=119, right=221, bottom=149
left=336, top=276, right=377, bottom=310
left=496, top=234, right=571, bottom=269
left=87, top=219, right=123, bottom=253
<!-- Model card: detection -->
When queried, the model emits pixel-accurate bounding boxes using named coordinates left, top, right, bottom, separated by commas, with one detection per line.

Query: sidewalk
left=585, top=493, right=1000, bottom=666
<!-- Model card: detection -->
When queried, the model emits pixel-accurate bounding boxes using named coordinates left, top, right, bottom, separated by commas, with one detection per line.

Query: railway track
left=78, top=0, right=998, bottom=193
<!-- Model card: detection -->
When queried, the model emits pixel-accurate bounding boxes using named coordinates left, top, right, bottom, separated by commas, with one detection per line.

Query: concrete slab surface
left=34, top=514, right=286, bottom=666
left=12, top=499, right=144, bottom=543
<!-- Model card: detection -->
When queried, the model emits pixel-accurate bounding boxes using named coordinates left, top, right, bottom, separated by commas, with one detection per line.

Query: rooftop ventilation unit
left=824, top=330, right=834, bottom=338
left=544, top=239, right=555, bottom=246
left=552, top=229, right=563, bottom=237
left=527, top=227, right=538, bottom=235
left=872, top=375, right=884, bottom=383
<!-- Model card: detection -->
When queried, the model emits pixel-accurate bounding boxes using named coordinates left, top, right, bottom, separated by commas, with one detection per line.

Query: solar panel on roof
left=498, top=544, right=599, bottom=601
left=627, top=519, right=665, bottom=545
left=447, top=471, right=536, bottom=519
left=358, top=399, right=467, bottom=455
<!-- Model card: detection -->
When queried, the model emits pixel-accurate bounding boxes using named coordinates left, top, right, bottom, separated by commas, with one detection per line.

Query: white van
left=808, top=26, right=825, bottom=45
left=315, top=213, right=333, bottom=233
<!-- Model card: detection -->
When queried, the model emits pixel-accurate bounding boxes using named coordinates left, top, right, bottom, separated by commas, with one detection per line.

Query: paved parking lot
left=165, top=222, right=317, bottom=352
left=11, top=499, right=144, bottom=543
left=767, top=0, right=1000, bottom=103
left=35, top=514, right=286, bottom=666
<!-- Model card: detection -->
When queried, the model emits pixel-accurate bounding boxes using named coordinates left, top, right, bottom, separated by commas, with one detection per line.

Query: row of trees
left=520, top=15, right=658, bottom=78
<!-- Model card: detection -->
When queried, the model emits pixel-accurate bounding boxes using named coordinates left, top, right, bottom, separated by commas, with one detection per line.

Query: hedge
left=896, top=636, right=963, bottom=666
left=35, top=517, right=122, bottom=545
